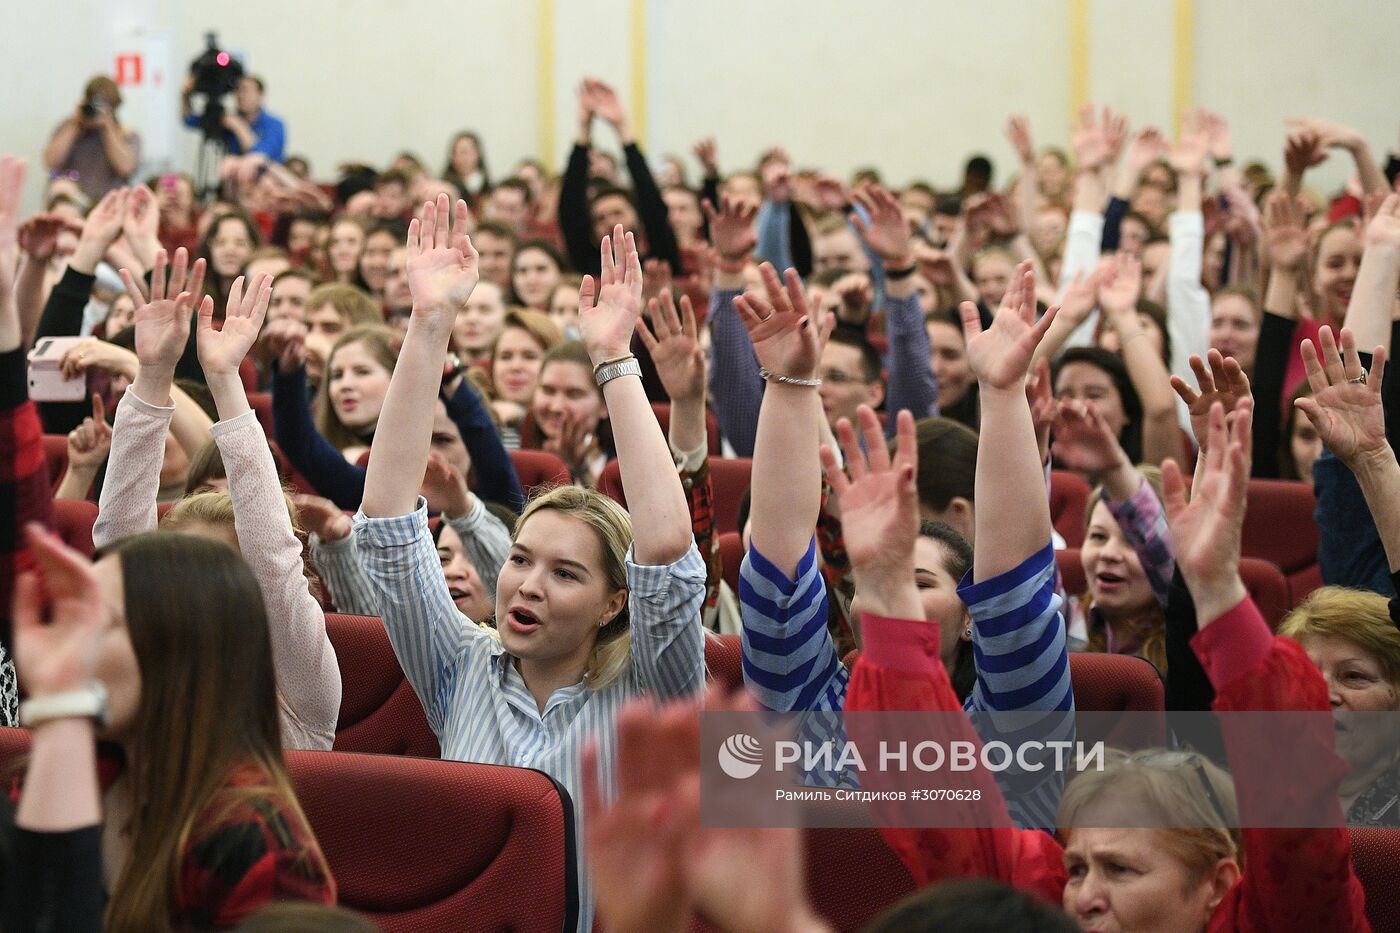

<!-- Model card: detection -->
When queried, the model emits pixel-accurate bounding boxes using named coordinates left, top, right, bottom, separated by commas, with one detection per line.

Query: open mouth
left=1095, top=571, right=1126, bottom=589
left=448, top=585, right=473, bottom=604
left=506, top=607, right=542, bottom=634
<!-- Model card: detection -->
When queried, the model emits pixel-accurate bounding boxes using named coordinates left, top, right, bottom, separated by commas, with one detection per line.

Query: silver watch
left=594, top=357, right=643, bottom=387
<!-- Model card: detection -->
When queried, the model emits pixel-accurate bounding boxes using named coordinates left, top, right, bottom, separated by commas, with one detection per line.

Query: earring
left=963, top=625, right=972, bottom=637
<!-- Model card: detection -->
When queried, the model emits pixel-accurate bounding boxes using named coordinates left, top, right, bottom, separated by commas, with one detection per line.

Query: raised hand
left=693, top=137, right=718, bottom=176
left=58, top=338, right=138, bottom=382
left=1171, top=349, right=1252, bottom=451
left=1058, top=263, right=1107, bottom=328
left=71, top=187, right=128, bottom=273
left=11, top=525, right=109, bottom=699
left=1288, top=117, right=1366, bottom=154
left=1101, top=106, right=1130, bottom=165
left=579, top=224, right=645, bottom=364
left=851, top=183, right=912, bottom=266
left=1295, top=326, right=1387, bottom=467
left=733, top=263, right=828, bottom=382
left=0, top=158, right=24, bottom=328
left=1169, top=111, right=1210, bottom=178
left=420, top=450, right=471, bottom=518
left=1161, top=398, right=1253, bottom=625
left=17, top=213, right=82, bottom=262
left=120, top=247, right=208, bottom=376
left=1052, top=398, right=1129, bottom=481
left=293, top=494, right=352, bottom=544
left=121, top=184, right=162, bottom=270
left=1363, top=192, right=1400, bottom=250
left=198, top=272, right=272, bottom=376
left=1262, top=190, right=1309, bottom=271
left=65, top=394, right=112, bottom=472
left=641, top=256, right=674, bottom=304
left=1284, top=128, right=1328, bottom=176
left=263, top=317, right=308, bottom=374
left=405, top=194, right=479, bottom=320
left=759, top=149, right=792, bottom=203
left=637, top=288, right=705, bottom=404
left=583, top=77, right=628, bottom=133
left=1072, top=104, right=1110, bottom=171
left=542, top=409, right=601, bottom=482
left=1123, top=127, right=1169, bottom=179
left=820, top=407, right=920, bottom=618
left=1198, top=108, right=1233, bottom=164
left=1097, top=251, right=1143, bottom=318
left=1027, top=356, right=1056, bottom=463
left=1006, top=114, right=1034, bottom=166
left=962, top=260, right=1058, bottom=391
left=701, top=195, right=757, bottom=262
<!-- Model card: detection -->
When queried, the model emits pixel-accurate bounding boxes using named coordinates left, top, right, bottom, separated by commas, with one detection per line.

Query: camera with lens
left=187, top=32, right=244, bottom=139
left=80, top=98, right=108, bottom=120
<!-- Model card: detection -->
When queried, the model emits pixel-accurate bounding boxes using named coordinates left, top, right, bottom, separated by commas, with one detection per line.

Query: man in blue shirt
left=181, top=74, right=286, bottom=162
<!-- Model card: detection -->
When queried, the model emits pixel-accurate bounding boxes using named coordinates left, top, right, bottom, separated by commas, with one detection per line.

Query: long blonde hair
left=314, top=325, right=400, bottom=451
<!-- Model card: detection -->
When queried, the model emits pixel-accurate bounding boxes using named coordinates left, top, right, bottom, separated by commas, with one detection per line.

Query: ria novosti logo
left=717, top=733, right=764, bottom=779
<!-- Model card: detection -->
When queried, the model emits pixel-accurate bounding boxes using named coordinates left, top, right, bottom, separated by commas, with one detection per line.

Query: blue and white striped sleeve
left=352, top=499, right=483, bottom=732
left=626, top=542, right=707, bottom=700
left=445, top=497, right=513, bottom=603
left=739, top=538, right=848, bottom=714
left=310, top=531, right=380, bottom=616
left=957, top=540, right=1075, bottom=831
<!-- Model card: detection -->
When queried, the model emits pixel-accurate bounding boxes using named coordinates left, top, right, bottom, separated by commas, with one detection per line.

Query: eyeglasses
left=819, top=369, right=871, bottom=386
left=1140, top=749, right=1232, bottom=827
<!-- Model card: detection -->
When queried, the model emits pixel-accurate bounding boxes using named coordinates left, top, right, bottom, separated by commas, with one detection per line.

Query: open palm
left=122, top=248, right=204, bottom=371
left=963, top=260, right=1057, bottom=391
left=733, top=263, right=825, bottom=380
left=1295, top=327, right=1387, bottom=463
left=579, top=224, right=644, bottom=363
left=406, top=194, right=479, bottom=318
left=1162, top=399, right=1252, bottom=590
left=1171, top=350, right=1252, bottom=451
left=199, top=273, right=272, bottom=375
left=821, top=407, right=919, bottom=575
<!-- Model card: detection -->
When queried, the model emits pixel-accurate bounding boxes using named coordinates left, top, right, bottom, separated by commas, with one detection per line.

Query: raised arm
left=1289, top=117, right=1388, bottom=198
left=1344, top=193, right=1400, bottom=353
left=54, top=395, right=110, bottom=502
left=1098, top=252, right=1180, bottom=465
left=1165, top=114, right=1214, bottom=418
left=580, top=226, right=692, bottom=564
left=362, top=195, right=478, bottom=518
left=94, top=249, right=207, bottom=548
left=558, top=83, right=597, bottom=274
left=703, top=195, right=763, bottom=456
left=34, top=189, right=126, bottom=342
left=198, top=270, right=340, bottom=749
left=15, top=212, right=83, bottom=347
left=1296, top=328, right=1399, bottom=571
left=965, top=262, right=1060, bottom=579
left=853, top=184, right=938, bottom=429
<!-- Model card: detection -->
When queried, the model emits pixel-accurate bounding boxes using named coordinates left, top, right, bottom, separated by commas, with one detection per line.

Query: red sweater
left=846, top=598, right=1371, bottom=932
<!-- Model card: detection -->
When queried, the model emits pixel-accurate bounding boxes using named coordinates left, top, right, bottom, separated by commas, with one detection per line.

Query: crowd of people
left=3, top=67, right=1399, bottom=931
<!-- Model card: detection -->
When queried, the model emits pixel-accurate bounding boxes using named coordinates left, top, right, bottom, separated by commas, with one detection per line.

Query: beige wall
left=5, top=1, right=1399, bottom=210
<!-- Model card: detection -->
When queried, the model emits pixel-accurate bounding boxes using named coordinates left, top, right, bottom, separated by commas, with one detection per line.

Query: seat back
left=324, top=614, right=439, bottom=758
left=289, top=749, right=577, bottom=933
left=41, top=434, right=67, bottom=488
left=1069, top=652, right=1167, bottom=748
left=1350, top=827, right=1400, bottom=933
left=601, top=458, right=752, bottom=537
left=0, top=729, right=576, bottom=933
left=718, top=531, right=743, bottom=597
left=1050, top=470, right=1091, bottom=548
left=1242, top=479, right=1320, bottom=603
left=52, top=499, right=98, bottom=556
left=248, top=391, right=274, bottom=437
left=705, top=633, right=743, bottom=691
left=509, top=448, right=572, bottom=495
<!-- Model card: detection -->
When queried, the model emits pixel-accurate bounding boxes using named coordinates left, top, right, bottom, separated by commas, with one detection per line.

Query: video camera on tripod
left=187, top=32, right=244, bottom=140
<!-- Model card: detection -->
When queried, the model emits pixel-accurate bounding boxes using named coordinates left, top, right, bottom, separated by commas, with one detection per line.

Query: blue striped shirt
left=739, top=538, right=1074, bottom=828
left=352, top=500, right=707, bottom=933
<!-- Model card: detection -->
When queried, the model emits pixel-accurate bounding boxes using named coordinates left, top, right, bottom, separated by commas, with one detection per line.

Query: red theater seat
left=0, top=729, right=577, bottom=933
left=718, top=531, right=743, bottom=597
left=705, top=633, right=743, bottom=691
left=325, top=614, right=439, bottom=758
left=1050, top=470, right=1091, bottom=548
left=41, top=434, right=68, bottom=488
left=599, top=457, right=752, bottom=536
left=1351, top=827, right=1400, bottom=933
left=509, top=448, right=572, bottom=494
left=1242, top=479, right=1320, bottom=603
left=1070, top=652, right=1166, bottom=749
left=52, top=499, right=98, bottom=556
left=248, top=391, right=274, bottom=436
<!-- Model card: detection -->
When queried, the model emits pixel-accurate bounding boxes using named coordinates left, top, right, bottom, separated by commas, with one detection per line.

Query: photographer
left=181, top=74, right=286, bottom=162
left=42, top=76, right=140, bottom=200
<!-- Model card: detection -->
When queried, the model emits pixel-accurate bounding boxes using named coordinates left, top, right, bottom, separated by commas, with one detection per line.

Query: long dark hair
left=918, top=520, right=976, bottom=701
left=197, top=210, right=262, bottom=311
left=1053, top=347, right=1144, bottom=463
left=444, top=131, right=491, bottom=199
left=97, top=533, right=327, bottom=932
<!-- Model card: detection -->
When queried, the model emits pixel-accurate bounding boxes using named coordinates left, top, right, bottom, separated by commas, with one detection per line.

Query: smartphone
left=27, top=337, right=89, bottom=402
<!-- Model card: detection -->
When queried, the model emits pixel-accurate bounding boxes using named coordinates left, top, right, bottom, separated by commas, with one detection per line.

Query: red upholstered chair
left=1069, top=652, right=1166, bottom=748
left=650, top=402, right=722, bottom=456
left=289, top=749, right=578, bottom=933
left=1050, top=470, right=1091, bottom=548
left=509, top=448, right=572, bottom=495
left=41, top=434, right=68, bottom=488
left=247, top=391, right=274, bottom=437
left=705, top=633, right=743, bottom=691
left=718, top=531, right=743, bottom=597
left=1350, top=827, right=1400, bottom=933
left=1242, top=479, right=1320, bottom=604
left=238, top=355, right=259, bottom=393
left=599, top=457, right=752, bottom=536
left=0, top=730, right=578, bottom=933
left=1055, top=548, right=1086, bottom=598
left=325, top=614, right=439, bottom=758
left=52, top=499, right=98, bottom=556
left=1239, top=558, right=1291, bottom=630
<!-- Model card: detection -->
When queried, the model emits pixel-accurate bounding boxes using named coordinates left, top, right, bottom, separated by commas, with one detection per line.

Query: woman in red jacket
left=829, top=266, right=1369, bottom=932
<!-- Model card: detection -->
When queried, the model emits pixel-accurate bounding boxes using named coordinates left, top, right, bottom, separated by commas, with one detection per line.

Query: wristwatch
left=20, top=682, right=110, bottom=728
left=594, top=357, right=642, bottom=387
